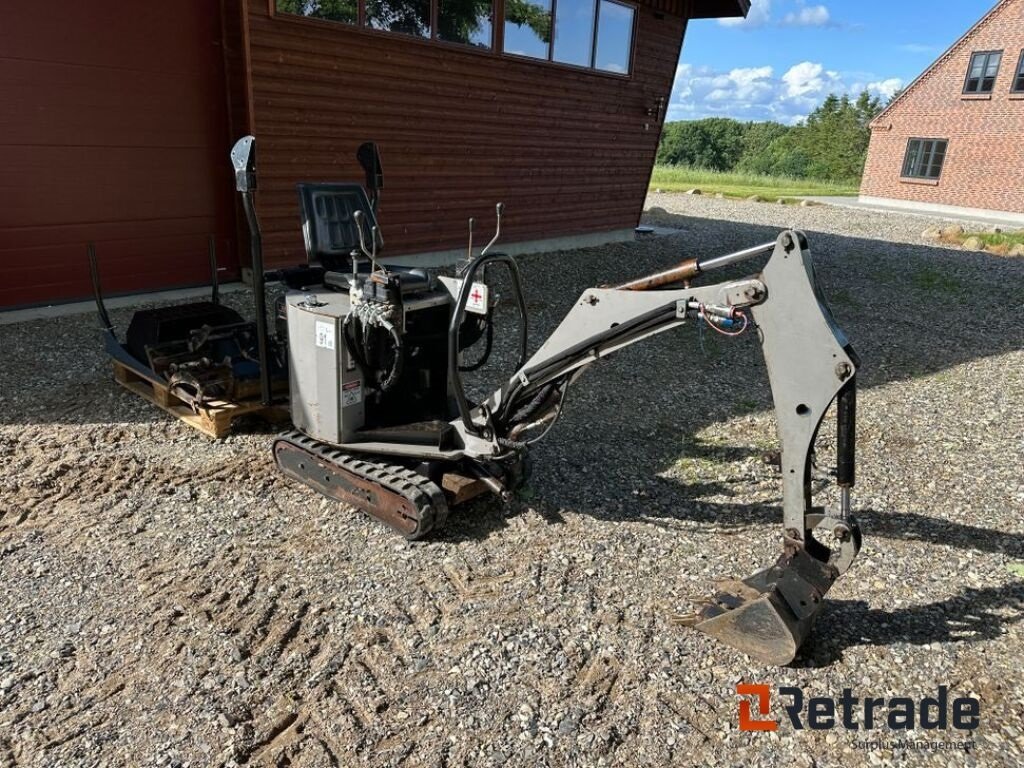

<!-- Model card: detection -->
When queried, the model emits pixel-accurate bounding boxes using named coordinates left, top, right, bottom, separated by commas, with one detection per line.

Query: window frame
left=900, top=138, right=948, bottom=181
left=502, top=0, right=555, bottom=63
left=503, top=0, right=635, bottom=74
left=1012, top=49, right=1024, bottom=93
left=592, top=0, right=636, bottom=74
left=270, top=0, right=635, bottom=78
left=963, top=50, right=1003, bottom=95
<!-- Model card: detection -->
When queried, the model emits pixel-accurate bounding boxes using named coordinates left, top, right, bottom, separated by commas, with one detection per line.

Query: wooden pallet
left=112, top=360, right=288, bottom=438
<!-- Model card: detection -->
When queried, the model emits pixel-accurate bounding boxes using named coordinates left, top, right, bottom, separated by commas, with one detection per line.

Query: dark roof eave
left=689, top=0, right=750, bottom=19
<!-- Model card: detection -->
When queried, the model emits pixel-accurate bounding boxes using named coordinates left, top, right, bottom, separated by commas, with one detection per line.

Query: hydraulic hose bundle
left=343, top=300, right=404, bottom=393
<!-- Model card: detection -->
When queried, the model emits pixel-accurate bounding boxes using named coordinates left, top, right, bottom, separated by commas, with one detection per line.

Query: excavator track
left=273, top=430, right=449, bottom=540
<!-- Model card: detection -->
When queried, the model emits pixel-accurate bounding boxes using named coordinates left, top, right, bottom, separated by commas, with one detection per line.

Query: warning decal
left=341, top=379, right=363, bottom=407
left=315, top=320, right=335, bottom=350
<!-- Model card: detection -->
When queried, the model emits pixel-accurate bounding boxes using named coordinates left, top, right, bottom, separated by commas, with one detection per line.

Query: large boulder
left=961, top=236, right=984, bottom=251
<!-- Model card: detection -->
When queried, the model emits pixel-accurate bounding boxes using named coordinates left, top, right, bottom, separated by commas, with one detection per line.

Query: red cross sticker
left=470, top=288, right=483, bottom=304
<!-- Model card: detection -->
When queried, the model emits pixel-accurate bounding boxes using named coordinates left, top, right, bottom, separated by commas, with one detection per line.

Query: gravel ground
left=1, top=194, right=1023, bottom=768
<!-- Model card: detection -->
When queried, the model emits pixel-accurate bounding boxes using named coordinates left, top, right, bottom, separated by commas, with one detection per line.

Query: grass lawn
left=975, top=231, right=1024, bottom=249
left=649, top=166, right=860, bottom=202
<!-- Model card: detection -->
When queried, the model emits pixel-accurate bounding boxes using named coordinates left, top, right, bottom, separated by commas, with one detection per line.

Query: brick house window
left=902, top=139, right=948, bottom=180
left=1014, top=50, right=1024, bottom=92
left=964, top=51, right=1002, bottom=93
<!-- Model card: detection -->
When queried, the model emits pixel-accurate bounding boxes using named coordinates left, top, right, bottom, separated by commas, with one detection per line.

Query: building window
left=964, top=51, right=1002, bottom=94
left=275, top=0, right=634, bottom=73
left=365, top=0, right=430, bottom=36
left=552, top=0, right=596, bottom=67
left=504, top=0, right=633, bottom=73
left=437, top=0, right=492, bottom=47
left=276, top=0, right=494, bottom=48
left=276, top=0, right=358, bottom=25
left=594, top=0, right=634, bottom=73
left=902, top=139, right=948, bottom=180
left=504, top=0, right=553, bottom=60
left=1013, top=50, right=1024, bottom=92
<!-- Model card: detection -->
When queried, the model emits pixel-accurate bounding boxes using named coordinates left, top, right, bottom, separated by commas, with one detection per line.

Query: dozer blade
left=680, top=532, right=854, bottom=665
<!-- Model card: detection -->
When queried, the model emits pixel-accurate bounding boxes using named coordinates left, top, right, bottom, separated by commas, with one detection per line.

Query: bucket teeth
left=685, top=548, right=841, bottom=666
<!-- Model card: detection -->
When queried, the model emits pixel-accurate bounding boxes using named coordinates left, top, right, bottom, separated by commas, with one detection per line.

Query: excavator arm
left=468, top=230, right=861, bottom=664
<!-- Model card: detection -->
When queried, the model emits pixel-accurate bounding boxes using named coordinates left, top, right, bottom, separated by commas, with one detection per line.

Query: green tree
left=656, top=118, right=746, bottom=171
left=735, top=121, right=791, bottom=175
left=795, top=91, right=883, bottom=181
left=656, top=91, right=885, bottom=182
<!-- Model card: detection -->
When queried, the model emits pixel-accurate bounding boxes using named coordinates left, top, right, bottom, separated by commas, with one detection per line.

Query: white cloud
left=782, top=4, right=831, bottom=27
left=720, top=1, right=839, bottom=30
left=720, top=0, right=771, bottom=28
left=866, top=78, right=903, bottom=99
left=731, top=65, right=774, bottom=87
left=782, top=61, right=841, bottom=98
left=668, top=59, right=902, bottom=124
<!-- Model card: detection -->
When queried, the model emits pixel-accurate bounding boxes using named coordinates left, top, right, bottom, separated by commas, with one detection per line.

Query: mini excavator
left=98, top=136, right=863, bottom=665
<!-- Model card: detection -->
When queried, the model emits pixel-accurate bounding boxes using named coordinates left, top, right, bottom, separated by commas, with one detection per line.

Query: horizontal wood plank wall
left=244, top=0, right=688, bottom=267
left=0, top=2, right=238, bottom=307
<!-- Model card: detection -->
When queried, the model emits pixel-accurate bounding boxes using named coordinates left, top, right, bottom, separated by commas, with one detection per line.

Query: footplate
left=273, top=431, right=449, bottom=540
left=681, top=514, right=861, bottom=665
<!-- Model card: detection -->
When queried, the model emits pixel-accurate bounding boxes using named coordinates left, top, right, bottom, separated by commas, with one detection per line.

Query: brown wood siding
left=244, top=0, right=688, bottom=267
left=0, top=2, right=238, bottom=308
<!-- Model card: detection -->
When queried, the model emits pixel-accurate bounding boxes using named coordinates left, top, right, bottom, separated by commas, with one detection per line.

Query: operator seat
left=296, top=182, right=430, bottom=294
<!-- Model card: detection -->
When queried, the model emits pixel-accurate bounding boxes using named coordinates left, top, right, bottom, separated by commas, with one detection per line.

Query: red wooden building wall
left=0, top=2, right=238, bottom=308
left=238, top=0, right=692, bottom=267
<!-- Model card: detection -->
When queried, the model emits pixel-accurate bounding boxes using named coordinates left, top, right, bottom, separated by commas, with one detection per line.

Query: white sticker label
left=341, top=379, right=363, bottom=407
left=466, top=282, right=488, bottom=315
left=315, top=320, right=335, bottom=350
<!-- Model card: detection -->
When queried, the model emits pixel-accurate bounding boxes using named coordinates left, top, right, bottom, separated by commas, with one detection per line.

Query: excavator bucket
left=680, top=518, right=861, bottom=665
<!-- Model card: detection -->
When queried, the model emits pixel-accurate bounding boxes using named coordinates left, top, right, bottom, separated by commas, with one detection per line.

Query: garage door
left=0, top=2, right=238, bottom=308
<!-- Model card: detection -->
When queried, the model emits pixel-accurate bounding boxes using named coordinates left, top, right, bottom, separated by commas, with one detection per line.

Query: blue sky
left=671, top=0, right=997, bottom=124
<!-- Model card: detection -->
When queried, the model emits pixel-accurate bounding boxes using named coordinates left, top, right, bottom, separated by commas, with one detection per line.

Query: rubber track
left=273, top=430, right=450, bottom=539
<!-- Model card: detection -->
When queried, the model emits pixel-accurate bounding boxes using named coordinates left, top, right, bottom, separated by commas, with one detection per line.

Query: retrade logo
left=736, top=684, right=778, bottom=731
left=736, top=684, right=980, bottom=733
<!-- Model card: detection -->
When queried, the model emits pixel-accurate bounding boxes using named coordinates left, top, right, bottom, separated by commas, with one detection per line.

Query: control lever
left=353, top=210, right=379, bottom=274
left=480, top=203, right=504, bottom=257
left=463, top=217, right=475, bottom=273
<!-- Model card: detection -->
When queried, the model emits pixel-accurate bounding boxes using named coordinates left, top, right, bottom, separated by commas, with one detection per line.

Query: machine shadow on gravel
left=798, top=582, right=1024, bottom=665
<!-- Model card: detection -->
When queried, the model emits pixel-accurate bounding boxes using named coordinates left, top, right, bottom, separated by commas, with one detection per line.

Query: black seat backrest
left=296, top=183, right=378, bottom=270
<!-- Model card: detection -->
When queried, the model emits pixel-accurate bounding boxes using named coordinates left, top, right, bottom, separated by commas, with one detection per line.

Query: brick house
left=860, top=0, right=1024, bottom=221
